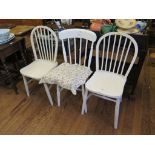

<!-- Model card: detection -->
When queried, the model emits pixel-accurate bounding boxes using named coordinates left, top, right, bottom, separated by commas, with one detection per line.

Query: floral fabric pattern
left=39, top=63, right=92, bottom=95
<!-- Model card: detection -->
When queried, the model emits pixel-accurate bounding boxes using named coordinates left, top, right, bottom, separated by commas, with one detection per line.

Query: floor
left=0, top=56, right=155, bottom=135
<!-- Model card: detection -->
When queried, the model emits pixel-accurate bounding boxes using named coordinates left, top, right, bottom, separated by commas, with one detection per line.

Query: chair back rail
left=96, top=32, right=138, bottom=77
left=59, top=29, right=97, bottom=68
left=31, top=26, right=58, bottom=62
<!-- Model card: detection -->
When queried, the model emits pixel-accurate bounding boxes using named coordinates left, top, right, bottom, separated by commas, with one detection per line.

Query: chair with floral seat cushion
left=41, top=28, right=97, bottom=108
left=81, top=32, right=138, bottom=129
left=20, top=26, right=58, bottom=105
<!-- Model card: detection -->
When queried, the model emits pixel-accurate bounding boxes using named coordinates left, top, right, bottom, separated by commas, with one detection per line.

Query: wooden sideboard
left=0, top=37, right=27, bottom=93
left=0, top=19, right=43, bottom=26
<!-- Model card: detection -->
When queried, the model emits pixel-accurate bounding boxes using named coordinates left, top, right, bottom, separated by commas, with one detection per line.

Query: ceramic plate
left=0, top=33, right=15, bottom=45
left=115, top=19, right=136, bottom=29
left=117, top=28, right=139, bottom=34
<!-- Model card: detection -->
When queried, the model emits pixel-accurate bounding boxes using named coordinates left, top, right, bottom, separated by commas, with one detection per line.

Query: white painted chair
left=43, top=28, right=97, bottom=107
left=81, top=32, right=138, bottom=129
left=20, top=26, right=58, bottom=105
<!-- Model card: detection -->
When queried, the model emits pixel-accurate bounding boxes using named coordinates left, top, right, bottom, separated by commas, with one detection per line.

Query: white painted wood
left=59, top=29, right=97, bottom=41
left=57, top=29, right=97, bottom=109
left=79, top=38, right=82, bottom=65
left=96, top=32, right=138, bottom=77
left=114, top=98, right=121, bottom=129
left=117, top=37, right=127, bottom=73
left=88, top=43, right=94, bottom=69
left=113, top=35, right=122, bottom=73
left=81, top=85, right=85, bottom=102
left=74, top=38, right=77, bottom=64
left=81, top=88, right=88, bottom=115
left=44, top=84, right=53, bottom=106
left=109, top=34, right=116, bottom=71
left=121, top=41, right=132, bottom=75
left=22, top=76, right=30, bottom=97
left=100, top=39, right=105, bottom=70
left=105, top=35, right=111, bottom=71
left=82, top=32, right=138, bottom=129
left=62, top=40, right=67, bottom=63
left=84, top=40, right=88, bottom=66
left=57, top=85, right=61, bottom=107
left=40, top=28, right=46, bottom=59
left=47, top=30, right=51, bottom=61
left=20, top=60, right=57, bottom=80
left=59, top=28, right=97, bottom=68
left=31, top=26, right=58, bottom=61
left=34, top=31, right=42, bottom=59
left=20, top=26, right=58, bottom=105
left=67, top=38, right=72, bottom=64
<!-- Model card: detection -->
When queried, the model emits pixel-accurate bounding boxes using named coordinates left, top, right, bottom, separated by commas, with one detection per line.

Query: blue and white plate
left=0, top=33, right=15, bottom=45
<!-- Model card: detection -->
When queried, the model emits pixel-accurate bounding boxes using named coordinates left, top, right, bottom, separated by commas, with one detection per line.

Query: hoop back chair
left=81, top=32, right=138, bottom=129
left=43, top=29, right=97, bottom=107
left=20, top=26, right=58, bottom=101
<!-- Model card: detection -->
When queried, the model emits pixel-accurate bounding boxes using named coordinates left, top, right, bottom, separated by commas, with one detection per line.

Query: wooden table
left=11, top=25, right=34, bottom=48
left=0, top=37, right=27, bottom=93
left=10, top=25, right=34, bottom=36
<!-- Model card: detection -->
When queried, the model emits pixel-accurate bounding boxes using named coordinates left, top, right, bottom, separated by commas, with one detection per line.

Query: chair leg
left=81, top=85, right=85, bottom=101
left=81, top=89, right=88, bottom=115
left=22, top=76, right=30, bottom=97
left=114, top=98, right=121, bottom=129
left=43, top=84, right=53, bottom=106
left=57, top=85, right=61, bottom=107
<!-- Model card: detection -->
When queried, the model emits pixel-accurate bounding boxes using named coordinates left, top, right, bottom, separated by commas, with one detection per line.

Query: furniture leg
left=18, top=39, right=27, bottom=66
left=22, top=76, right=30, bottom=97
left=57, top=85, right=61, bottom=107
left=81, top=89, right=88, bottom=114
left=114, top=98, right=121, bottom=129
left=1, top=59, right=18, bottom=94
left=44, top=83, right=53, bottom=106
left=81, top=85, right=85, bottom=101
left=130, top=49, right=147, bottom=95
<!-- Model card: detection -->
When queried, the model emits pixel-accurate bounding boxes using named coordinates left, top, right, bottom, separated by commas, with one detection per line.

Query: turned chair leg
left=114, top=97, right=121, bottom=129
left=81, top=89, right=88, bottom=115
left=57, top=85, right=61, bottom=107
left=22, top=76, right=30, bottom=97
left=44, top=83, right=53, bottom=106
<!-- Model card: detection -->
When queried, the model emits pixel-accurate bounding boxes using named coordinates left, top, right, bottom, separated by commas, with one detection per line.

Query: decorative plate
left=117, top=28, right=139, bottom=34
left=115, top=19, right=136, bottom=29
left=0, top=33, right=15, bottom=45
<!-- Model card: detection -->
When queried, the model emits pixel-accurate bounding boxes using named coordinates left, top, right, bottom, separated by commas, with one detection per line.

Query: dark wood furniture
left=10, top=25, right=34, bottom=36
left=0, top=19, right=43, bottom=26
left=0, top=37, right=27, bottom=93
left=127, top=34, right=148, bottom=95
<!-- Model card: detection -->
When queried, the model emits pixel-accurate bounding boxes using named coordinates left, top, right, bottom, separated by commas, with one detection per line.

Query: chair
left=81, top=32, right=138, bottom=129
left=43, top=28, right=97, bottom=107
left=20, top=26, right=58, bottom=105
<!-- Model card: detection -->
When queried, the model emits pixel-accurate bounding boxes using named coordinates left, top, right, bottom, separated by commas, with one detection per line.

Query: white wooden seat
left=20, top=59, right=57, bottom=80
left=81, top=32, right=138, bottom=129
left=43, top=28, right=97, bottom=107
left=20, top=26, right=58, bottom=105
left=86, top=70, right=126, bottom=98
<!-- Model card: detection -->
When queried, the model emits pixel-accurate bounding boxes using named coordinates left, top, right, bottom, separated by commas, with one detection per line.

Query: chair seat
left=20, top=59, right=58, bottom=80
left=40, top=63, right=92, bottom=95
left=86, top=70, right=126, bottom=98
